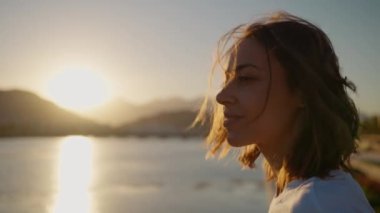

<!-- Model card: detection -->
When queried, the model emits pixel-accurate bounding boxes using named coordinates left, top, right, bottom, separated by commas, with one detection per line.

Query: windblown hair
left=190, top=11, right=359, bottom=193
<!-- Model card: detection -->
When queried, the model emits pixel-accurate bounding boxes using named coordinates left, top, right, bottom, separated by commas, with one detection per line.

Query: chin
left=227, top=135, right=247, bottom=147
left=227, top=133, right=255, bottom=147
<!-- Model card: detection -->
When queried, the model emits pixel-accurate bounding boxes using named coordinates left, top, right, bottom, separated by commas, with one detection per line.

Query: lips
left=223, top=112, right=243, bottom=128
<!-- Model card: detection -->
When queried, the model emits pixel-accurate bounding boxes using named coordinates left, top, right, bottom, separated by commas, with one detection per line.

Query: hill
left=116, top=110, right=210, bottom=138
left=0, top=89, right=112, bottom=136
left=80, top=96, right=205, bottom=126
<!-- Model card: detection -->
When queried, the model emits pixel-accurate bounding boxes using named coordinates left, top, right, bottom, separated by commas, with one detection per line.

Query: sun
left=47, top=69, right=110, bottom=111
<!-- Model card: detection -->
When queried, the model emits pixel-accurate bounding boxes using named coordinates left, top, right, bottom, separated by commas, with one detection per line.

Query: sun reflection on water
left=52, top=136, right=94, bottom=213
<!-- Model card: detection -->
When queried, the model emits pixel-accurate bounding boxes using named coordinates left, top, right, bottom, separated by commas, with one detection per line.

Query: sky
left=0, top=0, right=379, bottom=114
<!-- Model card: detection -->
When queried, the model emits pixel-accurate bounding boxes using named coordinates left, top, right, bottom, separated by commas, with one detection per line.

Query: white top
left=268, top=169, right=374, bottom=213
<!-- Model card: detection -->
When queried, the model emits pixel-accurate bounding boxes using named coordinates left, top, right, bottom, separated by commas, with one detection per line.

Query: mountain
left=80, top=96, right=206, bottom=126
left=116, top=109, right=210, bottom=137
left=79, top=98, right=140, bottom=126
left=0, top=89, right=112, bottom=136
left=0, top=89, right=211, bottom=137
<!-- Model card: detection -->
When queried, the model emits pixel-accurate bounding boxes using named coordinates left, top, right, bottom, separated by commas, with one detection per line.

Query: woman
left=191, top=11, right=374, bottom=212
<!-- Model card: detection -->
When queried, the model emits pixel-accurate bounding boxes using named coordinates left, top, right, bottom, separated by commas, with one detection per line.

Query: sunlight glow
left=52, top=136, right=94, bottom=213
left=47, top=69, right=110, bottom=111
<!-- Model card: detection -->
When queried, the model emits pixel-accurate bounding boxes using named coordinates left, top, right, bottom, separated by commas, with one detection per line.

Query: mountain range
left=80, top=96, right=204, bottom=126
left=0, top=89, right=210, bottom=137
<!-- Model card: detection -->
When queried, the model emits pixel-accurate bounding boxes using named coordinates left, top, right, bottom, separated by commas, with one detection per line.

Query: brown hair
left=190, top=11, right=359, bottom=193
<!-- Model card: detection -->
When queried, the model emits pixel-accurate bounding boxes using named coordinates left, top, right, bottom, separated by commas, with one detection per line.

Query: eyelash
left=237, top=76, right=257, bottom=82
left=224, top=73, right=258, bottom=85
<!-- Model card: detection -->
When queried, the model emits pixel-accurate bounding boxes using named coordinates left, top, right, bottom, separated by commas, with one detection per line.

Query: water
left=0, top=136, right=271, bottom=213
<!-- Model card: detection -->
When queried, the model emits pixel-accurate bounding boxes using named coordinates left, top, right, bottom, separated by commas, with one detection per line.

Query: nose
left=216, top=83, right=236, bottom=106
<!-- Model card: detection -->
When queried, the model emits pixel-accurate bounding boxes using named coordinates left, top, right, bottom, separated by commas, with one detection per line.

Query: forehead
left=228, top=38, right=267, bottom=70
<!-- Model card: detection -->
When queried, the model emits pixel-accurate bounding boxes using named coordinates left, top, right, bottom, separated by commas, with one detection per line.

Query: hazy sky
left=0, top=0, right=379, bottom=114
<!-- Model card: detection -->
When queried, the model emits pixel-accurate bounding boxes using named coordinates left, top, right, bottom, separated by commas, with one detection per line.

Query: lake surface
left=0, top=136, right=271, bottom=213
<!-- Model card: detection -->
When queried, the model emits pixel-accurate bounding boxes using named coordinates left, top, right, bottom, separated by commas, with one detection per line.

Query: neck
left=257, top=113, right=301, bottom=177
left=258, top=131, right=296, bottom=197
left=258, top=142, right=287, bottom=176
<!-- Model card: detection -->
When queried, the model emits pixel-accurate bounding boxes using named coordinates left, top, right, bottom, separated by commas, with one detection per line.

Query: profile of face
left=216, top=38, right=303, bottom=147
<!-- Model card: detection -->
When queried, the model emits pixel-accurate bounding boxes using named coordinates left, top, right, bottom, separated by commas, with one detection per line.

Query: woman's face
left=216, top=38, right=303, bottom=147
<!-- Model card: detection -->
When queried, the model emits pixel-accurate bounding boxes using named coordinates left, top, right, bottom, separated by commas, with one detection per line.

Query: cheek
left=245, top=85, right=298, bottom=143
left=240, top=84, right=269, bottom=124
left=235, top=105, right=277, bottom=146
left=229, top=85, right=269, bottom=144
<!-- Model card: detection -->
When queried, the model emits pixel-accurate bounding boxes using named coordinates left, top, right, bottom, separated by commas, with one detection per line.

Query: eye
left=237, top=76, right=257, bottom=82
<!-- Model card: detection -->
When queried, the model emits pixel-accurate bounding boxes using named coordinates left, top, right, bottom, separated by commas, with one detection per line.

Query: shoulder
left=269, top=179, right=322, bottom=213
left=269, top=170, right=374, bottom=213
